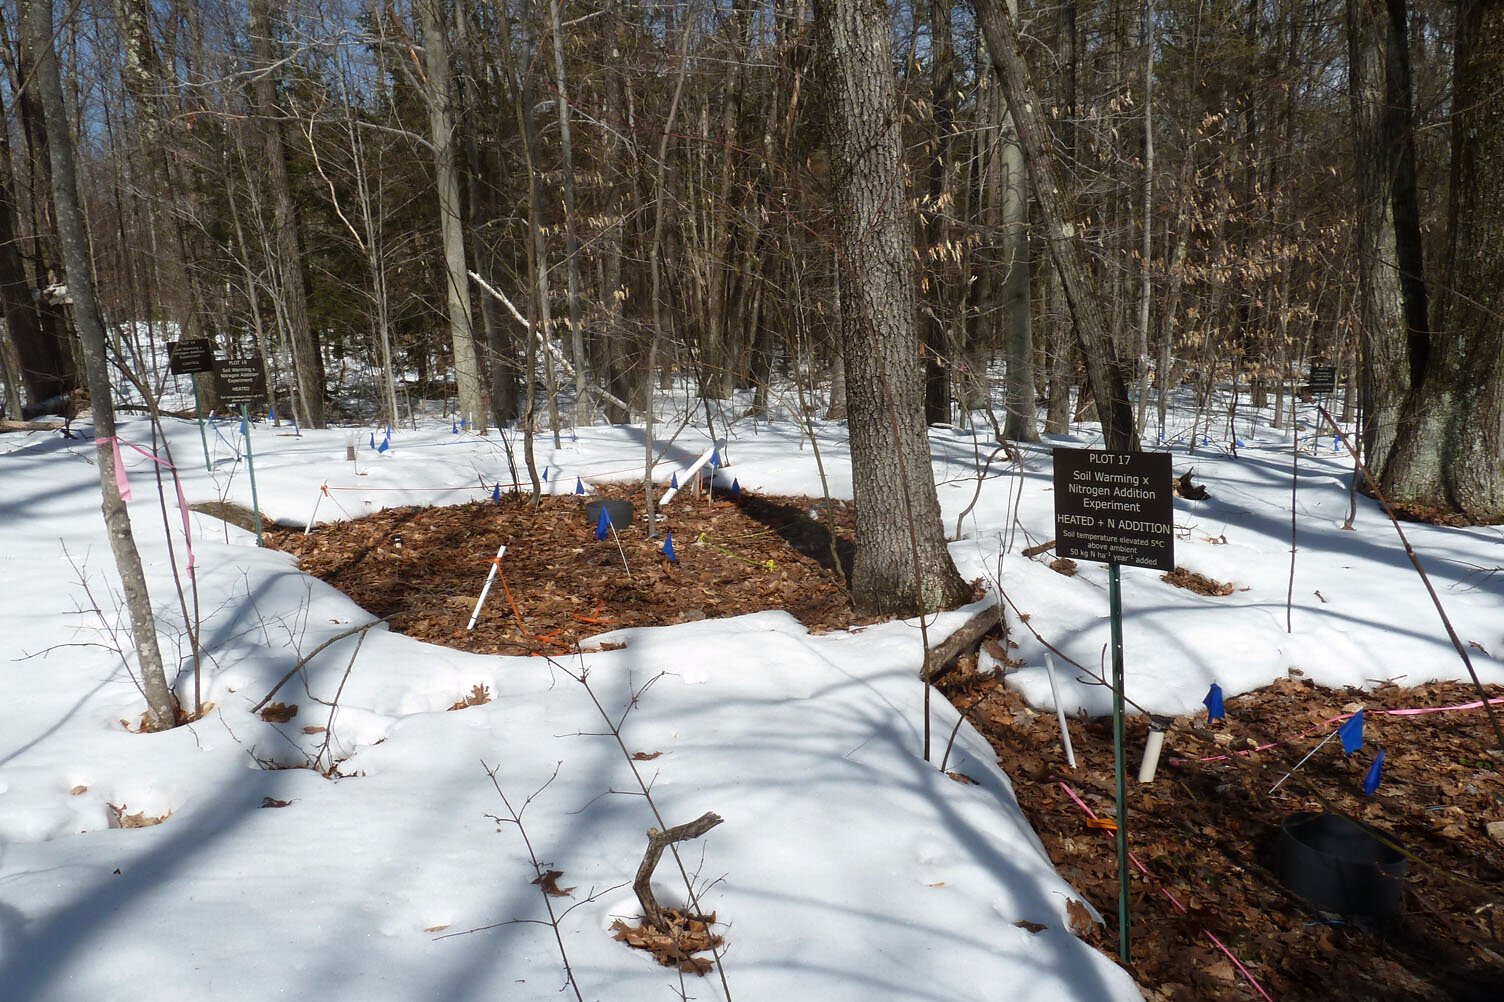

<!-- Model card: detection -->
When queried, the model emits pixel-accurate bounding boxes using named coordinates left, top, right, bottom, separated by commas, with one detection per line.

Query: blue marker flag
left=377, top=432, right=390, bottom=453
left=492, top=483, right=501, bottom=503
left=1203, top=683, right=1225, bottom=721
left=731, top=478, right=741, bottom=498
left=709, top=447, right=721, bottom=468
left=542, top=467, right=550, bottom=481
left=671, top=472, right=679, bottom=489
left=1363, top=749, right=1385, bottom=796
left=575, top=477, right=586, bottom=495
left=595, top=506, right=610, bottom=541
left=369, top=432, right=376, bottom=450
left=1339, top=710, right=1365, bottom=754
left=662, top=531, right=677, bottom=562
left=451, top=420, right=459, bottom=434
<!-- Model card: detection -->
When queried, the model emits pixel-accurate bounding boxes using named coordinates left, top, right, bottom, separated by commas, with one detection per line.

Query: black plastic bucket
left=1274, top=811, right=1406, bottom=915
left=584, top=499, right=634, bottom=530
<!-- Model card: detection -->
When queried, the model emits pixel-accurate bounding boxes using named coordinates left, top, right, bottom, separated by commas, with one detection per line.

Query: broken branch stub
left=633, top=811, right=723, bottom=932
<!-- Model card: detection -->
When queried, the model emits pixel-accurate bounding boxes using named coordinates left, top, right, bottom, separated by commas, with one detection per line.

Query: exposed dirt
left=941, top=669, right=1504, bottom=1001
left=266, top=483, right=864, bottom=656
left=265, top=492, right=1504, bottom=999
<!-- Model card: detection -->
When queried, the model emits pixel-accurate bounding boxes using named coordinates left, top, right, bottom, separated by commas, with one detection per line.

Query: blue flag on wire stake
left=1339, top=710, right=1365, bottom=754
left=492, top=483, right=501, bottom=503
left=731, top=478, right=741, bottom=498
left=1363, top=749, right=1386, bottom=795
left=377, top=431, right=390, bottom=453
left=1203, top=683, right=1225, bottom=721
left=710, top=447, right=722, bottom=468
left=460, top=416, right=468, bottom=430
left=662, top=531, right=676, bottom=562
left=369, top=432, right=376, bottom=450
left=595, top=506, right=610, bottom=541
left=542, top=467, right=549, bottom=482
left=671, top=472, right=679, bottom=489
left=575, top=477, right=586, bottom=495
left=452, top=420, right=459, bottom=434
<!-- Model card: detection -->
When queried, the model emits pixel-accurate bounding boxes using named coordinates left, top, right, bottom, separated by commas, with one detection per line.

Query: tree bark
left=247, top=0, right=324, bottom=427
left=1380, top=0, right=1504, bottom=521
left=418, top=0, right=487, bottom=433
left=975, top=0, right=1137, bottom=451
left=813, top=0, right=971, bottom=617
left=22, top=0, right=175, bottom=730
left=998, top=74, right=1037, bottom=443
left=1347, top=0, right=1424, bottom=469
left=921, top=0, right=956, bottom=426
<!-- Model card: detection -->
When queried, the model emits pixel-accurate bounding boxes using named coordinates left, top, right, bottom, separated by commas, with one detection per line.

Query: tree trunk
left=998, top=78, right=1037, bottom=443
left=548, top=0, right=589, bottom=427
left=23, top=0, right=175, bottom=730
left=418, top=0, right=486, bottom=433
left=921, top=0, right=955, bottom=427
left=1347, top=0, right=1423, bottom=469
left=975, top=0, right=1137, bottom=451
left=247, top=0, right=324, bottom=428
left=1380, top=0, right=1504, bottom=520
left=813, top=0, right=971, bottom=617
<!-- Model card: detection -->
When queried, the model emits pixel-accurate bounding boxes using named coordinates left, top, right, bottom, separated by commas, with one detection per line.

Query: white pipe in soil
left=1044, top=652, right=1078, bottom=769
left=658, top=444, right=717, bottom=506
left=1138, top=727, right=1166, bottom=783
left=467, top=544, right=508, bottom=630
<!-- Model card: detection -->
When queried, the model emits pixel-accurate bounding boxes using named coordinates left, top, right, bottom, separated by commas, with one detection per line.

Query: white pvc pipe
left=1138, top=728, right=1166, bottom=784
left=1043, top=653, right=1078, bottom=769
left=466, top=544, right=507, bottom=631
left=658, top=444, right=718, bottom=506
left=304, top=487, right=323, bottom=535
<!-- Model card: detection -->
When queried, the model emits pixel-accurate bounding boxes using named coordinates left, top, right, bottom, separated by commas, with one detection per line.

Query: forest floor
left=267, top=487, right=1504, bottom=1001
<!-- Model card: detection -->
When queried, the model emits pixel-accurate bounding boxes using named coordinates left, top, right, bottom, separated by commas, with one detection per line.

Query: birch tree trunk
left=22, top=0, right=176, bottom=730
left=813, top=0, right=971, bottom=617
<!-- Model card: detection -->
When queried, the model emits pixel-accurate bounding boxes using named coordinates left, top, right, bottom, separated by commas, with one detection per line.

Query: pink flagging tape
left=97, top=436, right=132, bottom=501
left=99, top=435, right=197, bottom=577
left=1058, top=781, right=1277, bottom=1002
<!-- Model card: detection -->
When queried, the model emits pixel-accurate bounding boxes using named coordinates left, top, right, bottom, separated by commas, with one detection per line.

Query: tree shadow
left=731, top=492, right=855, bottom=583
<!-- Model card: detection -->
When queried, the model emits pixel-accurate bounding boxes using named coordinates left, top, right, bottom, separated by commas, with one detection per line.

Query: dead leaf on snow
left=532, top=869, right=575, bottom=897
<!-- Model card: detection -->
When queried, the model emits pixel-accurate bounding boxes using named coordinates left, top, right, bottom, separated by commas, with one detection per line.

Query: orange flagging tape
left=1057, top=781, right=1276, bottom=1002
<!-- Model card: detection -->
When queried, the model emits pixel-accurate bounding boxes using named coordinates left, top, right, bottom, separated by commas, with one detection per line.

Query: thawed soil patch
left=266, top=484, right=862, bottom=655
left=941, top=670, right=1504, bottom=1000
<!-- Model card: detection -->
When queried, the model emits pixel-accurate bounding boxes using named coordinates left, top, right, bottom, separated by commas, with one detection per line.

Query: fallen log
left=922, top=600, right=1004, bottom=680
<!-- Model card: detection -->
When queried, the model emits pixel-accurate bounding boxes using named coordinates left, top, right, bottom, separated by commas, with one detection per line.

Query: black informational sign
left=1306, top=365, right=1337, bottom=396
left=168, top=339, right=216, bottom=375
left=215, top=357, right=266, bottom=405
left=1053, top=448, right=1175, bottom=572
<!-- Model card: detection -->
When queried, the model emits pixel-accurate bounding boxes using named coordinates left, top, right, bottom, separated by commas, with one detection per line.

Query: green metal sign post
left=215, top=356, right=267, bottom=547
left=1053, top=447, right=1175, bottom=964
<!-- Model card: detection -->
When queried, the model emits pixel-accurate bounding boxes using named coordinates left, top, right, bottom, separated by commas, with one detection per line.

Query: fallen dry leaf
left=531, top=869, right=575, bottom=897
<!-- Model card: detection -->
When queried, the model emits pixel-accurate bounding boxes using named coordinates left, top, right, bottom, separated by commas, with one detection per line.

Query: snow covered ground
left=1, top=393, right=1500, bottom=1001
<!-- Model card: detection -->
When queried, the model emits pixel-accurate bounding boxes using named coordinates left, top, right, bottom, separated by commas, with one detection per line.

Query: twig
left=634, top=812, right=724, bottom=931
left=251, top=616, right=392, bottom=713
